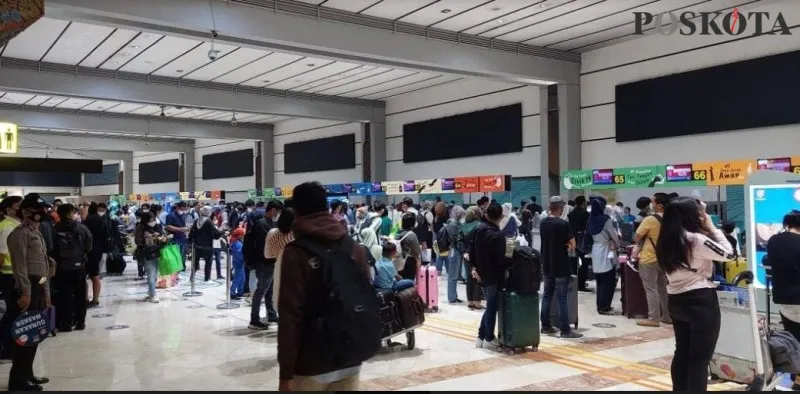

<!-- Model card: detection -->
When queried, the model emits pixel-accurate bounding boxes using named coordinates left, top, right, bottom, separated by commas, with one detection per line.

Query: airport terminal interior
left=0, top=0, right=800, bottom=391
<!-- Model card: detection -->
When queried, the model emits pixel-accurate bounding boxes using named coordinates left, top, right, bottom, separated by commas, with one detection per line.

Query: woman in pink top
left=655, top=196, right=735, bottom=392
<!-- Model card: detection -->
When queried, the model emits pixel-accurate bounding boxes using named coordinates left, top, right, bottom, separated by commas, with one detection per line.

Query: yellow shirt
left=636, top=214, right=662, bottom=264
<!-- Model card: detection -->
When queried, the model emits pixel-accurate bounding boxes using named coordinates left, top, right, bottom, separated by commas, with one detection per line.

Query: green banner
left=563, top=165, right=711, bottom=190
left=562, top=169, right=593, bottom=190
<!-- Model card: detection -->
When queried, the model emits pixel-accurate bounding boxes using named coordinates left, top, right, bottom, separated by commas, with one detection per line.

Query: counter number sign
left=692, top=170, right=707, bottom=181
left=793, top=166, right=800, bottom=175
left=613, top=174, right=626, bottom=185
left=0, top=123, right=17, bottom=154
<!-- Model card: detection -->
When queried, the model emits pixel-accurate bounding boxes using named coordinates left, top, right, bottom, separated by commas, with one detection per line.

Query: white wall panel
left=273, top=120, right=363, bottom=186
left=579, top=0, right=800, bottom=169
left=133, top=152, right=180, bottom=193
left=385, top=82, right=541, bottom=180
left=194, top=138, right=256, bottom=192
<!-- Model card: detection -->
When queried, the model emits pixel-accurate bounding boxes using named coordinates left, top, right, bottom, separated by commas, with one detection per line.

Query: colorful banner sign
left=454, top=177, right=481, bottom=193
left=562, top=156, right=800, bottom=190
left=480, top=175, right=507, bottom=192
left=382, top=181, right=404, bottom=195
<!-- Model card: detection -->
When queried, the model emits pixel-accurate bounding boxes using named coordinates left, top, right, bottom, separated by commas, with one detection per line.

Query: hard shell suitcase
left=395, top=287, right=426, bottom=329
left=106, top=250, right=126, bottom=275
left=621, top=258, right=649, bottom=319
left=549, top=276, right=579, bottom=329
left=498, top=291, right=540, bottom=353
left=724, top=258, right=748, bottom=287
left=416, top=264, right=439, bottom=312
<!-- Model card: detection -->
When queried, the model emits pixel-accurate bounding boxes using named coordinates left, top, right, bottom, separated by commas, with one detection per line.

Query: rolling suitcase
left=395, top=287, right=425, bottom=329
left=620, top=257, right=649, bottom=319
left=106, top=250, right=127, bottom=275
left=549, top=276, right=579, bottom=329
left=376, top=290, right=403, bottom=339
left=499, top=291, right=540, bottom=353
left=416, top=264, right=439, bottom=312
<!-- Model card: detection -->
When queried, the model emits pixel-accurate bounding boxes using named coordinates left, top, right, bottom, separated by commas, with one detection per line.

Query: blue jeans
left=231, top=259, right=245, bottom=297
left=393, top=279, right=415, bottom=292
left=478, top=284, right=499, bottom=342
left=435, top=255, right=447, bottom=274
left=446, top=252, right=463, bottom=302
left=541, top=276, right=572, bottom=333
left=213, top=248, right=223, bottom=278
left=145, top=259, right=159, bottom=297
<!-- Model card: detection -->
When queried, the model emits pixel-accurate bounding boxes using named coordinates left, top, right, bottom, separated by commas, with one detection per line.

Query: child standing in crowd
left=374, top=243, right=415, bottom=292
left=229, top=228, right=246, bottom=300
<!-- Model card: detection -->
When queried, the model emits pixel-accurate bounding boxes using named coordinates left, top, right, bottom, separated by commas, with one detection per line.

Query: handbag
left=158, top=243, right=183, bottom=276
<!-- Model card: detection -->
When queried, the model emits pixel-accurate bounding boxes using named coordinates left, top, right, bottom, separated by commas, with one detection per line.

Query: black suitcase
left=548, top=276, right=579, bottom=329
left=377, top=290, right=403, bottom=338
left=106, top=250, right=127, bottom=275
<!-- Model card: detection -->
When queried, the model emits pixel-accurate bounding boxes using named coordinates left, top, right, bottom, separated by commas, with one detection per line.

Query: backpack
left=292, top=236, right=382, bottom=369
left=54, top=226, right=84, bottom=270
left=242, top=230, right=258, bottom=266
left=769, top=330, right=800, bottom=373
left=389, top=232, right=412, bottom=271
left=436, top=225, right=452, bottom=252
left=412, top=211, right=429, bottom=244
left=505, top=246, right=542, bottom=294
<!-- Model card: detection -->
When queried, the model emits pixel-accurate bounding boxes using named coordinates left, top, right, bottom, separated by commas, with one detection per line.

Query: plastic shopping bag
left=158, top=244, right=183, bottom=276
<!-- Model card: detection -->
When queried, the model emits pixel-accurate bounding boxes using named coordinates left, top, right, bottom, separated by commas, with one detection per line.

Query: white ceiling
left=0, top=17, right=464, bottom=101
left=296, top=0, right=760, bottom=52
left=0, top=90, right=289, bottom=124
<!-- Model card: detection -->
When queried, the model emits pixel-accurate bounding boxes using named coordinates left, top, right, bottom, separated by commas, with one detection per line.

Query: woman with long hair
left=655, top=196, right=734, bottom=392
left=587, top=197, right=619, bottom=315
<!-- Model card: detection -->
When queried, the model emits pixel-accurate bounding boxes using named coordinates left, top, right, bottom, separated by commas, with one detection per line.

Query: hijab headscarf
left=450, top=205, right=466, bottom=222
left=464, top=206, right=482, bottom=223
left=587, top=196, right=610, bottom=236
left=196, top=205, right=212, bottom=228
left=359, top=228, right=383, bottom=262
left=499, top=202, right=521, bottom=230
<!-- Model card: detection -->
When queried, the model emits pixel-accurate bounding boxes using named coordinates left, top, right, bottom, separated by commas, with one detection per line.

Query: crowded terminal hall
left=0, top=0, right=799, bottom=391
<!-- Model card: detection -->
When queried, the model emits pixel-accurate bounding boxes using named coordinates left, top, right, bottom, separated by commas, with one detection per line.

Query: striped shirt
left=264, top=228, right=294, bottom=259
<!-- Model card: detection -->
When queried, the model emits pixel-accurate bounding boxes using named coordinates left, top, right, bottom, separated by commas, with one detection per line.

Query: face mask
left=73, top=213, right=80, bottom=221
left=147, top=221, right=156, bottom=227
left=274, top=214, right=281, bottom=222
left=97, top=211, right=106, bottom=217
left=247, top=208, right=253, bottom=213
left=141, top=209, right=149, bottom=213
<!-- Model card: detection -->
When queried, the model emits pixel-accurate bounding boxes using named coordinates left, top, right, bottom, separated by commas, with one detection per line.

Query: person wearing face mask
left=165, top=201, right=191, bottom=272
left=135, top=212, right=168, bottom=303
left=7, top=196, right=53, bottom=391
left=83, top=203, right=111, bottom=308
left=51, top=203, right=93, bottom=331
left=0, top=196, right=22, bottom=362
left=189, top=206, right=223, bottom=282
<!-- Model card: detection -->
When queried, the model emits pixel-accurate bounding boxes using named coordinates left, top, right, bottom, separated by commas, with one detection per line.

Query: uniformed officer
left=7, top=196, right=52, bottom=391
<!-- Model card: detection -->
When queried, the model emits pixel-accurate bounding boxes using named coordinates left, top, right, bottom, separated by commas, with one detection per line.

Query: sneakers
left=74, top=322, right=86, bottom=331
left=448, top=299, right=464, bottom=305
left=248, top=321, right=270, bottom=330
left=541, top=326, right=558, bottom=335
left=598, top=308, right=615, bottom=316
left=244, top=297, right=252, bottom=306
left=149, top=297, right=160, bottom=304
left=637, top=319, right=660, bottom=327
left=142, top=295, right=153, bottom=302
left=482, top=339, right=501, bottom=351
left=87, top=300, right=99, bottom=309
left=475, top=338, right=484, bottom=348
left=560, top=331, right=584, bottom=339
left=267, top=317, right=280, bottom=324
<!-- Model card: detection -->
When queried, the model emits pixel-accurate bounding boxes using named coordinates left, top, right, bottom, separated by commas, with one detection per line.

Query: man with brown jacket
left=278, top=182, right=372, bottom=392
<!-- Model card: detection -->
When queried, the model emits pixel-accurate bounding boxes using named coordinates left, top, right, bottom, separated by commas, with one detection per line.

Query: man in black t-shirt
left=567, top=196, right=591, bottom=292
left=539, top=196, right=582, bottom=339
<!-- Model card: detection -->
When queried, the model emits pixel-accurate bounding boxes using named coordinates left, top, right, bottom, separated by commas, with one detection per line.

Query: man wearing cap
left=7, top=195, right=52, bottom=390
left=539, top=196, right=582, bottom=339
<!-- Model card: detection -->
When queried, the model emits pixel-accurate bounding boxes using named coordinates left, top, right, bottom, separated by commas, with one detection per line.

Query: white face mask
left=141, top=209, right=149, bottom=213
left=97, top=211, right=106, bottom=217
left=147, top=221, right=156, bottom=227
left=247, top=207, right=253, bottom=213
left=73, top=213, right=80, bottom=221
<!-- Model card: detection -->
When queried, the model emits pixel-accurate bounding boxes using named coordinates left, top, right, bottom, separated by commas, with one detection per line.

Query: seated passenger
left=374, top=243, right=415, bottom=292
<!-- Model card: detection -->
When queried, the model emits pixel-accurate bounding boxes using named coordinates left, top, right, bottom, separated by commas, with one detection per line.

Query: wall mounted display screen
left=666, top=164, right=693, bottom=182
left=592, top=169, right=614, bottom=185
left=0, top=158, right=102, bottom=173
left=402, top=103, right=523, bottom=163
left=284, top=134, right=355, bottom=174
left=757, top=158, right=792, bottom=172
left=0, top=172, right=81, bottom=187
left=616, top=49, right=800, bottom=142
left=84, top=163, right=119, bottom=186
left=202, top=149, right=254, bottom=180
left=139, top=159, right=179, bottom=184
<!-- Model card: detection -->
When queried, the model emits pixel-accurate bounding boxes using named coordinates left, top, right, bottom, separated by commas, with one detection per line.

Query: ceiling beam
left=45, top=0, right=579, bottom=85
left=15, top=146, right=133, bottom=162
left=0, top=62, right=381, bottom=123
left=0, top=104, right=271, bottom=140
left=18, top=129, right=192, bottom=152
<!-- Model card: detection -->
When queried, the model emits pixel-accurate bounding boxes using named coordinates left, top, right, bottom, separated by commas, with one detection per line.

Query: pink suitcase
left=416, top=265, right=439, bottom=312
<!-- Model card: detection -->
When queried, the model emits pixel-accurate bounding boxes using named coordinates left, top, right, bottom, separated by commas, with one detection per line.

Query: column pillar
left=539, top=86, right=553, bottom=200
left=366, top=113, right=386, bottom=183
left=558, top=83, right=581, bottom=197
left=121, top=152, right=134, bottom=196
left=182, top=141, right=196, bottom=192
left=260, top=129, right=274, bottom=188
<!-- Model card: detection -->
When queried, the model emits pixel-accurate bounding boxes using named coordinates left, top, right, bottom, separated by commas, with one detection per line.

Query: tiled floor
left=0, top=257, right=748, bottom=391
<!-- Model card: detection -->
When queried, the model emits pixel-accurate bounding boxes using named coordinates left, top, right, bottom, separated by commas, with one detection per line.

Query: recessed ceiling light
left=143, top=60, right=152, bottom=64
left=96, top=106, right=104, bottom=109
left=306, top=63, right=315, bottom=67
left=490, top=7, right=502, bottom=11
left=129, top=45, right=141, bottom=49
left=176, top=69, right=184, bottom=73
left=262, top=80, right=270, bottom=83
left=537, top=3, right=548, bottom=8
left=496, top=19, right=504, bottom=24
left=440, top=8, right=451, bottom=13
left=119, top=52, right=130, bottom=57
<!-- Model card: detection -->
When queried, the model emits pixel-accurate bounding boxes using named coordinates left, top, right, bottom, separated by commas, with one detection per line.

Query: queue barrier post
left=217, top=241, right=240, bottom=310
left=182, top=243, right=203, bottom=297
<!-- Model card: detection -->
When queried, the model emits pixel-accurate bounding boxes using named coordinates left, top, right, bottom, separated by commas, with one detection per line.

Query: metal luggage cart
left=382, top=324, right=421, bottom=351
left=710, top=272, right=785, bottom=391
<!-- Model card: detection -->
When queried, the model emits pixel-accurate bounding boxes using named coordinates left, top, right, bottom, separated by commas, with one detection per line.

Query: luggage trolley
left=376, top=290, right=422, bottom=351
left=709, top=271, right=784, bottom=391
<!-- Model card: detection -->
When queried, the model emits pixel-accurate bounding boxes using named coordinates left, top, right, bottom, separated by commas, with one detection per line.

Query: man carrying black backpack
left=51, top=203, right=93, bottom=332
left=278, top=182, right=380, bottom=391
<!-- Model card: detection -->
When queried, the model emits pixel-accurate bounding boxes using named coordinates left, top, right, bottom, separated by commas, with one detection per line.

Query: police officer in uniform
left=7, top=196, right=52, bottom=391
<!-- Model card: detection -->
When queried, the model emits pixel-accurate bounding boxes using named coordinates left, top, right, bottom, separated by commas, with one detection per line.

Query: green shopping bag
left=158, top=244, right=183, bottom=276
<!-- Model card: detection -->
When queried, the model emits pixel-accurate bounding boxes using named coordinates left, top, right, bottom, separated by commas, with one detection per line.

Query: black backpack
left=54, top=225, right=84, bottom=270
left=505, top=246, right=542, bottom=294
left=242, top=230, right=258, bottom=266
left=412, top=211, right=429, bottom=245
left=436, top=225, right=452, bottom=252
left=292, top=236, right=382, bottom=368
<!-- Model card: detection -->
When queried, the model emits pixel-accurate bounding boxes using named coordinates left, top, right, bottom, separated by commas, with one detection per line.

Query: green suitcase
left=498, top=291, right=540, bottom=353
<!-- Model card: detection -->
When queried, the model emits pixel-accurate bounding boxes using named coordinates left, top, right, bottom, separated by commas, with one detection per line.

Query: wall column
left=558, top=83, right=581, bottom=197
left=260, top=130, right=275, bottom=188
left=181, top=141, right=196, bottom=192
left=366, top=113, right=386, bottom=182
left=539, top=86, right=553, bottom=200
left=121, top=152, right=134, bottom=196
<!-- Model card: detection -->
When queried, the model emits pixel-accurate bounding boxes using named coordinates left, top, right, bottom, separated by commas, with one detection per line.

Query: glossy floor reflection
left=0, top=256, right=746, bottom=391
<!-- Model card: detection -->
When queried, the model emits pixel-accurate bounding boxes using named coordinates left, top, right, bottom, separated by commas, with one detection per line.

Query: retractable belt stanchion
left=217, top=242, right=240, bottom=310
left=183, top=244, right=203, bottom=297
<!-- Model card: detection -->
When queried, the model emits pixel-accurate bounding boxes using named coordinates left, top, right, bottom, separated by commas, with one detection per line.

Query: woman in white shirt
left=655, top=196, right=734, bottom=392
